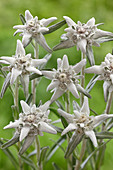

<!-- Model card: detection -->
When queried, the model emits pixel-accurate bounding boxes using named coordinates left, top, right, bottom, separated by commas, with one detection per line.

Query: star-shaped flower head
left=53, top=16, right=113, bottom=65
left=42, top=55, right=91, bottom=103
left=85, top=53, right=113, bottom=102
left=0, top=40, right=46, bottom=96
left=58, top=96, right=113, bottom=158
left=3, top=100, right=57, bottom=155
left=13, top=10, right=57, bottom=53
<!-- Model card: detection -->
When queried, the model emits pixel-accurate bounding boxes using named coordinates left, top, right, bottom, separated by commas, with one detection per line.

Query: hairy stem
left=35, top=136, right=42, bottom=170
left=80, top=52, right=86, bottom=106
left=105, top=91, right=113, bottom=114
left=32, top=41, right=39, bottom=104
left=75, top=139, right=86, bottom=170
left=14, top=77, right=19, bottom=111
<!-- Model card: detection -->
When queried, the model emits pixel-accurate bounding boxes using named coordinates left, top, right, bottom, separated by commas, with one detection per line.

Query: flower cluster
left=1, top=10, right=113, bottom=168
left=3, top=100, right=56, bottom=155
left=85, top=53, right=113, bottom=101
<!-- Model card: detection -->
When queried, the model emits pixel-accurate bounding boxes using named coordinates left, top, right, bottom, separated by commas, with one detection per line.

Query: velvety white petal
left=64, top=27, right=75, bottom=33
left=67, top=83, right=79, bottom=98
left=73, top=110, right=81, bottom=118
left=93, top=29, right=113, bottom=39
left=73, top=59, right=86, bottom=74
left=86, top=17, right=95, bottom=26
left=84, top=65, right=104, bottom=74
left=13, top=29, right=22, bottom=36
left=77, top=39, right=87, bottom=54
left=47, top=80, right=59, bottom=91
left=1, top=57, right=15, bottom=65
left=35, top=34, right=52, bottom=53
left=85, top=130, right=98, bottom=147
left=93, top=114, right=113, bottom=128
left=103, top=81, right=111, bottom=102
left=38, top=27, right=49, bottom=33
left=50, top=88, right=64, bottom=103
left=39, top=100, right=51, bottom=112
left=16, top=40, right=25, bottom=56
left=22, top=33, right=32, bottom=48
left=13, top=25, right=26, bottom=30
left=20, top=126, right=31, bottom=142
left=62, top=55, right=69, bottom=70
left=42, top=70, right=55, bottom=80
left=31, top=59, right=47, bottom=67
left=26, top=66, right=42, bottom=75
left=57, top=58, right=62, bottom=69
left=62, top=123, right=76, bottom=136
left=26, top=54, right=31, bottom=58
left=20, top=100, right=30, bottom=114
left=63, top=16, right=76, bottom=26
left=38, top=122, right=57, bottom=134
left=10, top=68, right=22, bottom=84
left=80, top=96, right=90, bottom=116
left=57, top=108, right=74, bottom=123
left=40, top=17, right=57, bottom=27
left=25, top=10, right=33, bottom=21
left=31, top=104, right=36, bottom=113
left=110, top=74, right=113, bottom=84
left=20, top=74, right=29, bottom=97
left=4, top=120, right=21, bottom=129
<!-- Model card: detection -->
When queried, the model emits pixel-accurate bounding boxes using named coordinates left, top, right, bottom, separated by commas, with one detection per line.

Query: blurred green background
left=0, top=0, right=113, bottom=169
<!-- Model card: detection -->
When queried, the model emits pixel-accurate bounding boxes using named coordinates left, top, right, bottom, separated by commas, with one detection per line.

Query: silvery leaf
left=39, top=54, right=52, bottom=70
left=73, top=100, right=80, bottom=111
left=53, top=39, right=75, bottom=51
left=2, top=132, right=19, bottom=149
left=86, top=45, right=95, bottom=66
left=43, top=20, right=66, bottom=35
left=65, top=131, right=84, bottom=158
left=76, top=84, right=91, bottom=98
left=95, top=131, right=113, bottom=139
left=19, top=13, right=26, bottom=25
left=29, top=73, right=42, bottom=81
left=38, top=146, right=49, bottom=166
left=19, top=135, right=35, bottom=155
left=0, top=72, right=11, bottom=98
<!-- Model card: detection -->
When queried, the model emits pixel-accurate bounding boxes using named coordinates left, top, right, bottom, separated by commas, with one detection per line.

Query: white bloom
left=13, top=10, right=57, bottom=53
left=85, top=53, right=113, bottom=101
left=4, top=100, right=57, bottom=154
left=0, top=40, right=46, bottom=96
left=42, top=55, right=90, bottom=103
left=53, top=17, right=113, bottom=65
left=58, top=96, right=113, bottom=148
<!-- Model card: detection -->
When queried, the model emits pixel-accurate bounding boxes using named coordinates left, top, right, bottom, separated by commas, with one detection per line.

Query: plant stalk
left=14, top=77, right=19, bottom=112
left=32, top=41, right=39, bottom=104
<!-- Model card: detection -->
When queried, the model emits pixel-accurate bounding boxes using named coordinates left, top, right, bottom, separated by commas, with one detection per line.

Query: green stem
left=32, top=41, right=39, bottom=104
left=14, top=77, right=19, bottom=111
left=105, top=91, right=113, bottom=114
left=35, top=136, right=42, bottom=170
left=80, top=52, right=86, bottom=106
left=75, top=52, right=86, bottom=170
left=75, top=139, right=86, bottom=170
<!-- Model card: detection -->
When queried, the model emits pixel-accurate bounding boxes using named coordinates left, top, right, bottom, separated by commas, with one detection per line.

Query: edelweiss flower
left=58, top=96, right=113, bottom=157
left=85, top=53, right=113, bottom=101
left=13, top=10, right=57, bottom=53
left=3, top=100, right=57, bottom=155
left=53, top=16, right=113, bottom=65
left=42, top=55, right=90, bottom=103
left=0, top=40, right=46, bottom=96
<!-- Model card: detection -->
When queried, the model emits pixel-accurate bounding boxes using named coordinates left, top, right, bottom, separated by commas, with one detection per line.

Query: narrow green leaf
left=81, top=140, right=111, bottom=169
left=11, top=105, right=19, bottom=119
left=61, top=116, right=72, bottom=138
left=52, top=162, right=61, bottom=170
left=19, top=14, right=26, bottom=25
left=95, top=131, right=113, bottom=139
left=0, top=140, right=19, bottom=168
left=50, top=108, right=61, bottom=118
left=21, top=155, right=37, bottom=170
left=55, top=100, right=65, bottom=110
left=43, top=20, right=66, bottom=35
left=96, top=143, right=106, bottom=169
left=1, top=132, right=19, bottom=149
left=29, top=73, right=42, bottom=81
left=25, top=93, right=33, bottom=105
left=65, top=132, right=84, bottom=159
left=46, top=136, right=66, bottom=161
left=38, top=146, right=49, bottom=166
